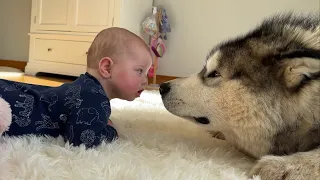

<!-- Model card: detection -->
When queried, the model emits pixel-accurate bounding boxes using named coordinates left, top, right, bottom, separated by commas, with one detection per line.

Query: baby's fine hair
left=87, top=27, right=150, bottom=68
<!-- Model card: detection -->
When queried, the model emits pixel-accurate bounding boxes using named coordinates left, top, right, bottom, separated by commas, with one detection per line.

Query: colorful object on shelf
left=159, top=8, right=171, bottom=40
left=148, top=65, right=155, bottom=78
left=150, top=36, right=166, bottom=57
left=141, top=6, right=172, bottom=86
left=142, top=7, right=158, bottom=36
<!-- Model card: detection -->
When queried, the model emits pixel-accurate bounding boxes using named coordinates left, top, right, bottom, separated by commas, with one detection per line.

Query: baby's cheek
left=116, top=71, right=139, bottom=89
left=116, top=72, right=130, bottom=84
left=119, top=77, right=136, bottom=90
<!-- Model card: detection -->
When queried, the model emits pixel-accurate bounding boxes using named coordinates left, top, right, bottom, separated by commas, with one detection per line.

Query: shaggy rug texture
left=0, top=90, right=260, bottom=180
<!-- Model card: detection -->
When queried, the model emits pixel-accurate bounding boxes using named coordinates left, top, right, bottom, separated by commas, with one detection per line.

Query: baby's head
left=87, top=27, right=153, bottom=101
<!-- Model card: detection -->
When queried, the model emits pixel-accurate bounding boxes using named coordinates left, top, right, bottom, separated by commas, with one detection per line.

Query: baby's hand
left=107, top=119, right=114, bottom=128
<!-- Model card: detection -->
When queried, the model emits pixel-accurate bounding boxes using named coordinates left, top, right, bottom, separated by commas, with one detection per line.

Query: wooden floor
left=0, top=75, right=69, bottom=87
left=0, top=73, right=160, bottom=90
left=0, top=59, right=176, bottom=89
left=0, top=60, right=177, bottom=89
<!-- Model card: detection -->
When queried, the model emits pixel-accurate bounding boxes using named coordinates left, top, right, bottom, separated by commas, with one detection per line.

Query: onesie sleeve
left=63, top=94, right=118, bottom=148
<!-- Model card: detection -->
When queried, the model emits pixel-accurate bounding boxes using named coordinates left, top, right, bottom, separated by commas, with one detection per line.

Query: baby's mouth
left=137, top=90, right=144, bottom=95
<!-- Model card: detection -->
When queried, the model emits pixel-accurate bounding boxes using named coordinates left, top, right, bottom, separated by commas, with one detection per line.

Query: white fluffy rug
left=0, top=66, right=24, bottom=77
left=0, top=90, right=259, bottom=180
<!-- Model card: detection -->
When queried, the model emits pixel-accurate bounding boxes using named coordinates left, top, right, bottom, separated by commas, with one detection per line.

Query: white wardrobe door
left=70, top=0, right=114, bottom=33
left=34, top=0, right=72, bottom=31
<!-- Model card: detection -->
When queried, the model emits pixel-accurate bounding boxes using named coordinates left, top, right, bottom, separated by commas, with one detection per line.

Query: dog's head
left=160, top=13, right=320, bottom=157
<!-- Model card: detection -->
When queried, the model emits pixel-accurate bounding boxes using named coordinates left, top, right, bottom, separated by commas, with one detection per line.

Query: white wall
left=0, top=0, right=32, bottom=61
left=0, top=0, right=318, bottom=70
left=154, top=0, right=320, bottom=77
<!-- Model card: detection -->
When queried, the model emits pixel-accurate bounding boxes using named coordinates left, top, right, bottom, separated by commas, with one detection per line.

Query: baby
left=0, top=27, right=153, bottom=148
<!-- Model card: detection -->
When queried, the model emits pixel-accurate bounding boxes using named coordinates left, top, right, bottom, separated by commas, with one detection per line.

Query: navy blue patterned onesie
left=0, top=72, right=118, bottom=148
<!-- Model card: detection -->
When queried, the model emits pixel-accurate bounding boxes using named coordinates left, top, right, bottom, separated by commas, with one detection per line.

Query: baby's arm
left=63, top=111, right=118, bottom=148
left=63, top=100, right=117, bottom=148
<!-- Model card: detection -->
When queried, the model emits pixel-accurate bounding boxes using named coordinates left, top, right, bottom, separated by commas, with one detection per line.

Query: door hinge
left=34, top=16, right=37, bottom=23
left=112, top=17, right=114, bottom=26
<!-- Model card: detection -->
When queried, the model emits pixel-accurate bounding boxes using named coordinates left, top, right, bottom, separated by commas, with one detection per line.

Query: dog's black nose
left=159, top=82, right=171, bottom=95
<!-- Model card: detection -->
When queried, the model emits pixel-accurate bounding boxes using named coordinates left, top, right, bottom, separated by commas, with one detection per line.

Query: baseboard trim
left=148, top=75, right=178, bottom=85
left=0, top=59, right=27, bottom=72
left=0, top=59, right=178, bottom=85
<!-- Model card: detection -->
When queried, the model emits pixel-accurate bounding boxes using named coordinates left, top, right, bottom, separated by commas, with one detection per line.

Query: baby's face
left=110, top=46, right=152, bottom=101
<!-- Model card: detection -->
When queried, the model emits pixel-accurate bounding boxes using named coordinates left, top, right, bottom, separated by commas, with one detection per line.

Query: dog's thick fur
left=160, top=13, right=320, bottom=180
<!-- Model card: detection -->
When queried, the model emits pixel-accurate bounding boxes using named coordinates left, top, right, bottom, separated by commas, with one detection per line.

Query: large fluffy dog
left=160, top=13, right=319, bottom=180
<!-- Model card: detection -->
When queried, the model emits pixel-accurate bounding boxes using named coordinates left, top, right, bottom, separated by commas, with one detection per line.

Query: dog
left=160, top=12, right=320, bottom=180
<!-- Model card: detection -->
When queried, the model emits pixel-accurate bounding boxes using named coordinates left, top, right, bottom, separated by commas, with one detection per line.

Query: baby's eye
left=137, top=69, right=143, bottom=75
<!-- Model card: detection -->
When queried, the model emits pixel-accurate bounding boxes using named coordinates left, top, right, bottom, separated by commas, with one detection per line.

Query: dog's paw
left=249, top=150, right=320, bottom=180
left=249, top=156, right=290, bottom=180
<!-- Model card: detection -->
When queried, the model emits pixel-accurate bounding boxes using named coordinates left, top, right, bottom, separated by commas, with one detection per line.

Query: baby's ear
left=99, top=57, right=113, bottom=78
left=275, top=49, right=320, bottom=92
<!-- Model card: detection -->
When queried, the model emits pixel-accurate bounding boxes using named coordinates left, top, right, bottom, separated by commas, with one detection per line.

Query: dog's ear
left=274, top=48, right=320, bottom=92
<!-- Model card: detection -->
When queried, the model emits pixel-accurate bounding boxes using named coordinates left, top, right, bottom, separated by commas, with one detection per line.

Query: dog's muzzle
left=159, top=82, right=210, bottom=125
left=159, top=82, right=171, bottom=96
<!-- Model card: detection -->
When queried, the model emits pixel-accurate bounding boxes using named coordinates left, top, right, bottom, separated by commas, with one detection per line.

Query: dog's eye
left=232, top=71, right=243, bottom=79
left=207, top=71, right=220, bottom=78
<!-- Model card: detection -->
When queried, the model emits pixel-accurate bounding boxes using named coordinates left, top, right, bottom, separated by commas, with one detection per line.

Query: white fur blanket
left=0, top=90, right=259, bottom=180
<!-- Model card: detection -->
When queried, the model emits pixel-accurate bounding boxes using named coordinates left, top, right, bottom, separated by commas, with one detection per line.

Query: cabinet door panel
left=35, top=0, right=72, bottom=31
left=71, top=0, right=113, bottom=32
